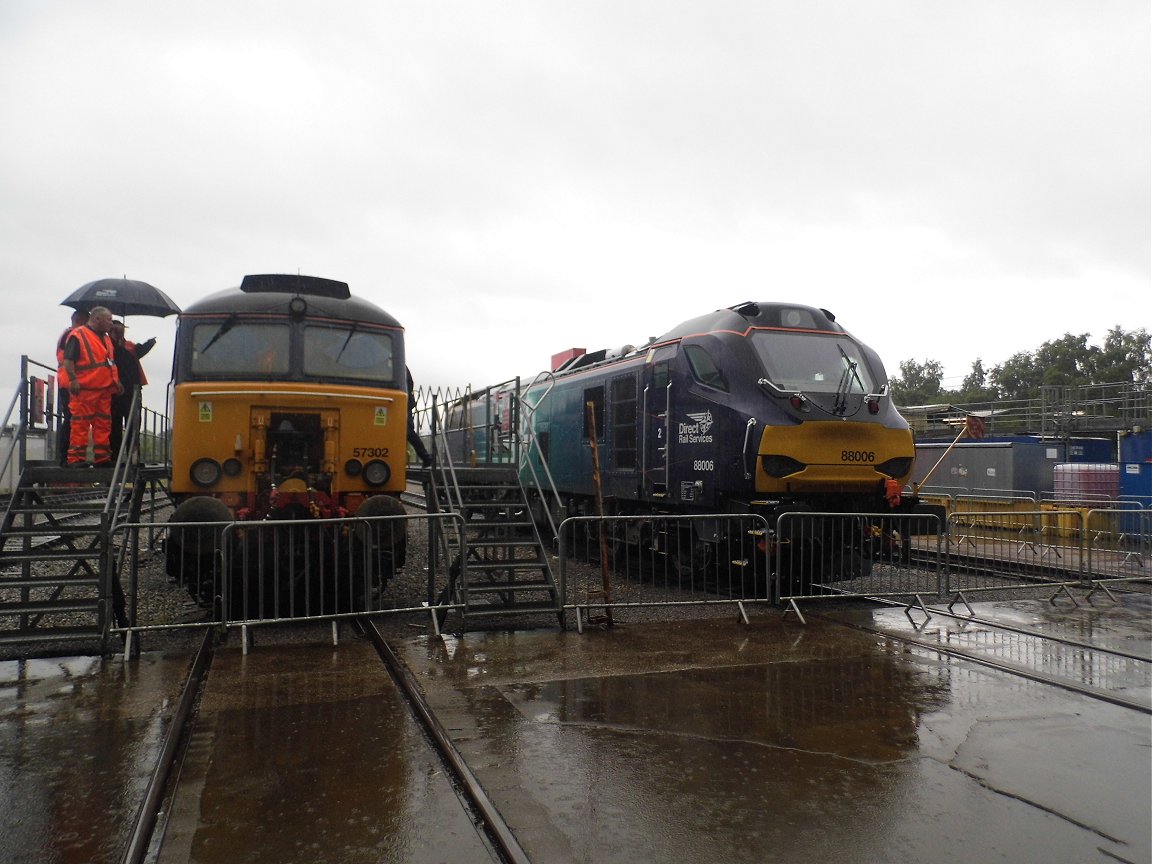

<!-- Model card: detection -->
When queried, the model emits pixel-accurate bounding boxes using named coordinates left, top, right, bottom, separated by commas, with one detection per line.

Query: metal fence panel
left=1086, top=508, right=1149, bottom=584
left=557, top=514, right=774, bottom=624
left=944, top=509, right=1083, bottom=594
left=111, top=512, right=465, bottom=638
left=774, top=511, right=944, bottom=602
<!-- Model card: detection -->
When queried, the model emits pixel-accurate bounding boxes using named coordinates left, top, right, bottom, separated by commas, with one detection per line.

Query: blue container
left=1120, top=430, right=1152, bottom=464
left=1119, top=461, right=1152, bottom=535
left=1065, top=437, right=1114, bottom=462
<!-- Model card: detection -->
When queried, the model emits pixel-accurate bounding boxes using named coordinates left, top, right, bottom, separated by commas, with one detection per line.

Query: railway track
left=124, top=622, right=519, bottom=864
left=817, top=598, right=1152, bottom=715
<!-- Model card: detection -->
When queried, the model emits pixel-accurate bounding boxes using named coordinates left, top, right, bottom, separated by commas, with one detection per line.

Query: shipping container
left=913, top=440, right=1064, bottom=497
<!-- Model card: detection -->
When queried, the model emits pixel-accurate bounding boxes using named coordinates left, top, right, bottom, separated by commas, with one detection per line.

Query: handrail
left=0, top=379, right=24, bottom=487
left=517, top=371, right=565, bottom=544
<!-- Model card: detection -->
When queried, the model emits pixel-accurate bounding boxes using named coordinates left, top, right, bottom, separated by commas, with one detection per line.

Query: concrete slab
left=0, top=652, right=190, bottom=864
left=396, top=612, right=1152, bottom=864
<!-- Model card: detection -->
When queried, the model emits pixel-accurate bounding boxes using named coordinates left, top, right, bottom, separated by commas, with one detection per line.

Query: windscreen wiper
left=834, top=343, right=865, bottom=415
left=334, top=320, right=359, bottom=364
left=199, top=314, right=237, bottom=355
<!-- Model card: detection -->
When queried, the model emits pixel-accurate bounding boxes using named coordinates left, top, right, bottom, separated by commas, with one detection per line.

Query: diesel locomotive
left=468, top=301, right=934, bottom=576
left=165, top=274, right=408, bottom=610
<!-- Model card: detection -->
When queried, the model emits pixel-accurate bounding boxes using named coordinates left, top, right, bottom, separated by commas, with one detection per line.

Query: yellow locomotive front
left=169, top=275, right=407, bottom=520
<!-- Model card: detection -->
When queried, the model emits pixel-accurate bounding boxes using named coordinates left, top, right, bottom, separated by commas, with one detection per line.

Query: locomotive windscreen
left=303, top=325, right=394, bottom=382
left=191, top=322, right=290, bottom=376
left=751, top=331, right=876, bottom=394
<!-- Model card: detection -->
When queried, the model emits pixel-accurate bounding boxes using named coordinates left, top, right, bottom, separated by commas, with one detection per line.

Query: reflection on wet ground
left=401, top=608, right=1151, bottom=864
left=156, top=639, right=495, bottom=864
left=858, top=592, right=1152, bottom=704
left=3, top=598, right=1148, bottom=864
left=0, top=653, right=189, bottom=864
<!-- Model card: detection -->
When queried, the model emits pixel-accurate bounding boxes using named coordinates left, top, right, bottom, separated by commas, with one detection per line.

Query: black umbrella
left=61, top=278, right=181, bottom=318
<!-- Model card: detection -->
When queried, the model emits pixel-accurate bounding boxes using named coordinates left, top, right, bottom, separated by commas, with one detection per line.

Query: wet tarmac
left=2, top=597, right=1149, bottom=864
left=397, top=602, right=1151, bottom=864
left=0, top=652, right=191, bottom=864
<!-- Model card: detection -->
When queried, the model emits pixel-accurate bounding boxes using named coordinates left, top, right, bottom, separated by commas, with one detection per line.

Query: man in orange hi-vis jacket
left=61, top=306, right=123, bottom=465
left=55, top=308, right=89, bottom=465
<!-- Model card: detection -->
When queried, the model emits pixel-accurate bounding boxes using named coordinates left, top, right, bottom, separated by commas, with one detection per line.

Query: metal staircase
left=415, top=376, right=566, bottom=630
left=428, top=464, right=560, bottom=628
left=0, top=391, right=150, bottom=651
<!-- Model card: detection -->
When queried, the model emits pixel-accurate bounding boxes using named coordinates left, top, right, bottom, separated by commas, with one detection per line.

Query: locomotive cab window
left=304, top=325, right=395, bottom=384
left=190, top=322, right=290, bottom=377
left=684, top=345, right=728, bottom=391
left=750, top=331, right=875, bottom=394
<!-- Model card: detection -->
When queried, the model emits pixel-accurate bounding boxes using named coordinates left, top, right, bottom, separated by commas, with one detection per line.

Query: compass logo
left=686, top=411, right=713, bottom=434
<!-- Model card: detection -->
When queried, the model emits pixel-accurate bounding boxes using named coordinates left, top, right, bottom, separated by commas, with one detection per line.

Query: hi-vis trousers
left=67, top=388, right=113, bottom=465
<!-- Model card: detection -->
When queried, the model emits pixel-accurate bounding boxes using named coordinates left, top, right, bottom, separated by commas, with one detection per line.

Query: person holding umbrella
left=61, top=306, right=123, bottom=466
left=108, top=319, right=155, bottom=459
left=59, top=277, right=179, bottom=464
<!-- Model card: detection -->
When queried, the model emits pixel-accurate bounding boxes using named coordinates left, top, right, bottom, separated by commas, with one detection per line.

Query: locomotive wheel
left=167, top=496, right=232, bottom=608
left=352, top=495, right=408, bottom=610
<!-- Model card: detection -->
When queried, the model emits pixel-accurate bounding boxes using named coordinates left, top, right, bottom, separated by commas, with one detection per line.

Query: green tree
left=958, top=358, right=996, bottom=403
left=989, top=350, right=1041, bottom=400
left=889, top=358, right=944, bottom=406
left=894, top=326, right=1151, bottom=404
left=1088, top=326, right=1152, bottom=384
left=1033, top=333, right=1096, bottom=387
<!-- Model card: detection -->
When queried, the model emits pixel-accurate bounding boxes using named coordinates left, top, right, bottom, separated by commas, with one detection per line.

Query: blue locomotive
left=502, top=301, right=929, bottom=574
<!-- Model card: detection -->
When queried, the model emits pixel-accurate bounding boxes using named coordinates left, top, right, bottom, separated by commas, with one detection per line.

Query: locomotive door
left=642, top=347, right=675, bottom=499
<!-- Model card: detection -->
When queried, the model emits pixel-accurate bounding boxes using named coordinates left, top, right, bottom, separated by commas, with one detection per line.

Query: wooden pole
left=586, top=401, right=613, bottom=626
left=914, top=415, right=985, bottom=493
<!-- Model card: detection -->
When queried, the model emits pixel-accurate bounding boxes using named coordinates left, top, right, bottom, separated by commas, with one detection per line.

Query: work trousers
left=57, top=387, right=71, bottom=465
left=67, top=388, right=114, bottom=465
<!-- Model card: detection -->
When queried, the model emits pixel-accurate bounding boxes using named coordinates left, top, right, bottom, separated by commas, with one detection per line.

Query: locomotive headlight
left=222, top=458, right=243, bottom=477
left=190, top=458, right=223, bottom=488
left=762, top=455, right=806, bottom=478
left=876, top=457, right=913, bottom=478
left=344, top=458, right=363, bottom=477
left=363, top=459, right=391, bottom=486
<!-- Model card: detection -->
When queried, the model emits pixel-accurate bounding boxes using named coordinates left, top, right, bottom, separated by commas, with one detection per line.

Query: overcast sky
left=1, top=1, right=1148, bottom=411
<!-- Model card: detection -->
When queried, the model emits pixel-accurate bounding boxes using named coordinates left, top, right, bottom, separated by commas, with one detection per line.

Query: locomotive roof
left=654, top=302, right=846, bottom=342
left=180, top=278, right=402, bottom=328
left=552, top=301, right=851, bottom=376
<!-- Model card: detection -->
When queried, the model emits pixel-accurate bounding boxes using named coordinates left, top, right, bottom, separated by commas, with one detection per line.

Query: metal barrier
left=944, top=509, right=1082, bottom=594
left=1086, top=508, right=1149, bottom=583
left=110, top=506, right=1146, bottom=649
left=557, top=513, right=774, bottom=629
left=110, top=511, right=467, bottom=649
left=942, top=508, right=1150, bottom=595
left=556, top=511, right=948, bottom=626
left=774, top=511, right=945, bottom=604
